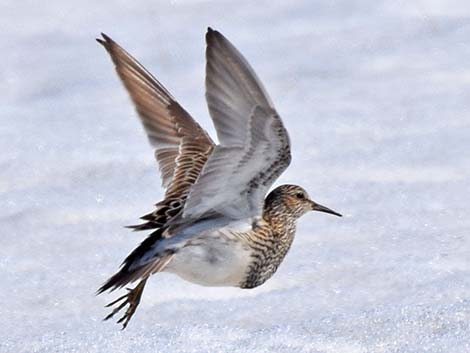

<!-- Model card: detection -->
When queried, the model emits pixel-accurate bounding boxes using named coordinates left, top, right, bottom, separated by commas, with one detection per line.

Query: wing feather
left=97, top=34, right=214, bottom=190
left=182, top=29, right=291, bottom=221
left=98, top=34, right=214, bottom=231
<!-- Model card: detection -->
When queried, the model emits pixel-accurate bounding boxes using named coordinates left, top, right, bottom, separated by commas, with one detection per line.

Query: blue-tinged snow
left=2, top=1, right=470, bottom=352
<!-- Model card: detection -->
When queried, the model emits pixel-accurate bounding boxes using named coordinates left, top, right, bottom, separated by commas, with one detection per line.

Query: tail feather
left=97, top=227, right=174, bottom=294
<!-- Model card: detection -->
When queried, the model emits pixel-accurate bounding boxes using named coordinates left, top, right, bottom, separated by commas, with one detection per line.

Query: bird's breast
left=239, top=227, right=296, bottom=289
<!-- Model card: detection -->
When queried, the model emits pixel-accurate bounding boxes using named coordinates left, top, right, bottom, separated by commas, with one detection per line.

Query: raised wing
left=97, top=34, right=214, bottom=229
left=182, top=28, right=291, bottom=221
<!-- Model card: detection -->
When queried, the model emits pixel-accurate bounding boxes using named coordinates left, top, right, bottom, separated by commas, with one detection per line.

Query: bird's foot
left=103, top=279, right=147, bottom=329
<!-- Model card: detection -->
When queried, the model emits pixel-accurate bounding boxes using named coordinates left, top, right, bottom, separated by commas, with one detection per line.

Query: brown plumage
left=97, top=28, right=341, bottom=329
left=97, top=33, right=214, bottom=233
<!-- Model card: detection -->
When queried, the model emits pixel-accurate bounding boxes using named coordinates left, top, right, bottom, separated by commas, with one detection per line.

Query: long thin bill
left=311, top=202, right=342, bottom=217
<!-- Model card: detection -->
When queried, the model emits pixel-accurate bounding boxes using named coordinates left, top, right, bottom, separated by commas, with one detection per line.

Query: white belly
left=164, top=223, right=253, bottom=287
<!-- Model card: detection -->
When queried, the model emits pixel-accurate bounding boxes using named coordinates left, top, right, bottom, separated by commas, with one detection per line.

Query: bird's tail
left=97, top=228, right=174, bottom=294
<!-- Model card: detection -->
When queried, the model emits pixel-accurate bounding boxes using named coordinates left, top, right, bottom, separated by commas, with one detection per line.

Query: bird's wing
left=182, top=28, right=291, bottom=221
left=97, top=34, right=214, bottom=229
left=97, top=34, right=214, bottom=189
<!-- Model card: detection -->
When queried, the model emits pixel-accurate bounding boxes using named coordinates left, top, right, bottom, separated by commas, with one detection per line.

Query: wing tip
left=96, top=32, right=113, bottom=52
left=206, top=26, right=222, bottom=43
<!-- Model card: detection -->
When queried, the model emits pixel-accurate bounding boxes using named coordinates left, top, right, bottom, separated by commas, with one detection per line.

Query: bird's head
left=264, top=184, right=342, bottom=219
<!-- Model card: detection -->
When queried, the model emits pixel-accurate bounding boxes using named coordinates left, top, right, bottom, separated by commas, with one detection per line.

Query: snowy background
left=2, top=0, right=470, bottom=352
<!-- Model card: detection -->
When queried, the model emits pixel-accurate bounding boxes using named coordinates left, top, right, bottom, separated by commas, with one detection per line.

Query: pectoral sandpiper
left=97, top=28, right=341, bottom=329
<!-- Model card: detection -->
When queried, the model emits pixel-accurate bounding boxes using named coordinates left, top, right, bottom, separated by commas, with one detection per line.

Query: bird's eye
left=296, top=193, right=305, bottom=199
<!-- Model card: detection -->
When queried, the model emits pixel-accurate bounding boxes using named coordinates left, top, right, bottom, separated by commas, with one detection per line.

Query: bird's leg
left=104, top=278, right=147, bottom=329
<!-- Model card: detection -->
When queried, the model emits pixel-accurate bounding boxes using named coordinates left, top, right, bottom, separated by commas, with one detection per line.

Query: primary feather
left=97, top=34, right=214, bottom=231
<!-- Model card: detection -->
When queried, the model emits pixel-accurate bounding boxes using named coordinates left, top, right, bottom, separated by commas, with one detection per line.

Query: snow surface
left=2, top=0, right=470, bottom=352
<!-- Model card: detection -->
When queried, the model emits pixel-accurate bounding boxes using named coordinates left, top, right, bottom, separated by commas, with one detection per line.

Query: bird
left=96, top=27, right=342, bottom=329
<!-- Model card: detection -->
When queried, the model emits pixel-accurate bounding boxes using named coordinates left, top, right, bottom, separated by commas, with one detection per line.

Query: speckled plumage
left=241, top=185, right=305, bottom=288
left=96, top=29, right=341, bottom=329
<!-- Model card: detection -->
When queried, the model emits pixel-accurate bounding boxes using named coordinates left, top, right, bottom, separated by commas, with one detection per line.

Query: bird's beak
left=309, top=200, right=342, bottom=217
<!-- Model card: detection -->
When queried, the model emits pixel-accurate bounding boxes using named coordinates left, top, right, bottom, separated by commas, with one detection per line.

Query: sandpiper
left=97, top=28, right=342, bottom=329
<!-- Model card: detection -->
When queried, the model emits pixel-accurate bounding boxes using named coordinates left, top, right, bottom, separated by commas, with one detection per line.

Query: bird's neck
left=262, top=203, right=297, bottom=239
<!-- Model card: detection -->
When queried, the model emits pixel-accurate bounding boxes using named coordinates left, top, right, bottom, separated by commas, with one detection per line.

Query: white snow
left=2, top=1, right=470, bottom=352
